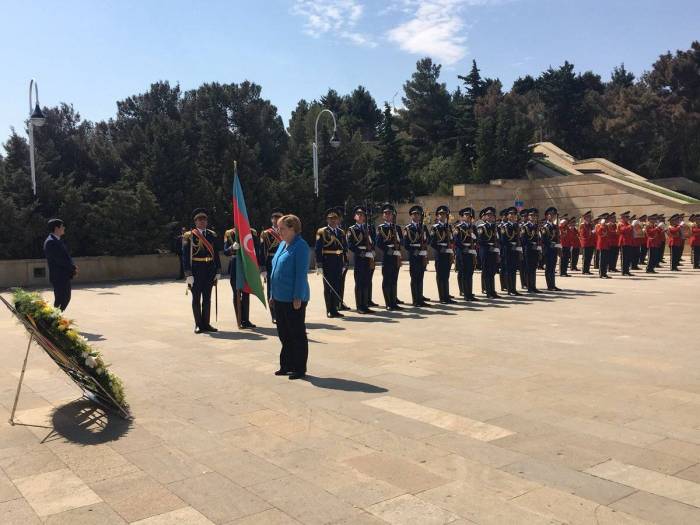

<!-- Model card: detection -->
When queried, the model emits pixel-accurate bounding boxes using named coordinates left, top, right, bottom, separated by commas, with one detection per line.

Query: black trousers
left=609, top=246, right=620, bottom=271
left=354, top=256, right=372, bottom=310
left=479, top=250, right=497, bottom=296
left=275, top=301, right=308, bottom=374
left=322, top=257, right=343, bottom=314
left=639, top=245, right=648, bottom=265
left=544, top=248, right=557, bottom=289
left=693, top=246, right=699, bottom=268
left=52, top=279, right=72, bottom=311
left=519, top=253, right=527, bottom=289
left=339, top=266, right=348, bottom=306
left=560, top=247, right=571, bottom=276
left=594, top=249, right=600, bottom=269
left=525, top=249, right=539, bottom=291
left=435, top=253, right=452, bottom=302
left=599, top=249, right=610, bottom=277
left=230, top=280, right=250, bottom=326
left=457, top=253, right=475, bottom=298
left=368, top=266, right=375, bottom=303
left=646, top=247, right=660, bottom=272
left=671, top=245, right=682, bottom=270
left=571, top=247, right=580, bottom=270
left=381, top=254, right=400, bottom=307
left=503, top=249, right=518, bottom=293
left=621, top=245, right=634, bottom=274
left=191, top=265, right=216, bottom=328
left=582, top=246, right=594, bottom=274
left=409, top=254, right=426, bottom=304
left=455, top=253, right=463, bottom=296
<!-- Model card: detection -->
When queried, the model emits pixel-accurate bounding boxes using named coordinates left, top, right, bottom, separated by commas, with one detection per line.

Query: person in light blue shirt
left=269, top=214, right=310, bottom=379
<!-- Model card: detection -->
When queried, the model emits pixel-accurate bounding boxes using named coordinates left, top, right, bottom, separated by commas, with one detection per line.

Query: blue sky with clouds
left=1, top=0, right=698, bottom=145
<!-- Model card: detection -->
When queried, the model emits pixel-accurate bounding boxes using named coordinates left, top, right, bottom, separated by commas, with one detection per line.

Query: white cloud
left=292, top=0, right=377, bottom=47
left=386, top=0, right=504, bottom=65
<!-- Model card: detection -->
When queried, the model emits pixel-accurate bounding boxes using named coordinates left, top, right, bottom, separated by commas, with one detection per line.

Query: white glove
left=232, top=241, right=240, bottom=250
left=215, top=274, right=221, bottom=281
left=365, top=251, right=375, bottom=259
left=316, top=267, right=322, bottom=275
left=186, top=276, right=194, bottom=286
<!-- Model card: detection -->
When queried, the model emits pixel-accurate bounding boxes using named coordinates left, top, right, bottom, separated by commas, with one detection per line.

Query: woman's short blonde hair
left=279, top=214, right=302, bottom=233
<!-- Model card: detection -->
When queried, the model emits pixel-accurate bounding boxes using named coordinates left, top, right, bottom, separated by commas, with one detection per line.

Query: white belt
left=442, top=248, right=453, bottom=254
left=537, top=246, right=542, bottom=252
left=410, top=243, right=420, bottom=247
left=555, top=243, right=562, bottom=248
left=471, top=233, right=477, bottom=239
left=386, top=244, right=395, bottom=248
left=437, top=242, right=448, bottom=246
left=365, top=252, right=375, bottom=259
left=392, top=250, right=402, bottom=256
left=468, top=249, right=477, bottom=255
left=489, top=247, right=500, bottom=253
left=418, top=250, right=427, bottom=256
left=515, top=246, right=523, bottom=252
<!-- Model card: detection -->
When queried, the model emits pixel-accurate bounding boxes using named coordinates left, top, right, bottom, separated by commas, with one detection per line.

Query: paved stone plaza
left=0, top=265, right=699, bottom=524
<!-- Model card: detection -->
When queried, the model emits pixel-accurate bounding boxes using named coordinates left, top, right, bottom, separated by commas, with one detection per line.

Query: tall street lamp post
left=313, top=109, right=340, bottom=197
left=28, top=79, right=47, bottom=196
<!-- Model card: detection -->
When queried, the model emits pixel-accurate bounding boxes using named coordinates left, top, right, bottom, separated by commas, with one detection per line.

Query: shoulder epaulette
left=224, top=229, right=234, bottom=240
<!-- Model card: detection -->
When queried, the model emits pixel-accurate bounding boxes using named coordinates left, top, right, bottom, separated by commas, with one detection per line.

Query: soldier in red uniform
left=608, top=212, right=620, bottom=272
left=595, top=213, right=611, bottom=278
left=690, top=214, right=700, bottom=269
left=618, top=211, right=635, bottom=276
left=668, top=214, right=684, bottom=271
left=558, top=216, right=573, bottom=277
left=645, top=215, right=664, bottom=273
left=578, top=210, right=595, bottom=275
left=569, top=216, right=581, bottom=272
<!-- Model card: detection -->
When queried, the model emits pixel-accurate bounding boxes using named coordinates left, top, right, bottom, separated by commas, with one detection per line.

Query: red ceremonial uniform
left=570, top=224, right=581, bottom=248
left=595, top=222, right=609, bottom=250
left=691, top=225, right=700, bottom=247
left=668, top=225, right=683, bottom=247
left=618, top=223, right=634, bottom=247
left=560, top=224, right=573, bottom=248
left=646, top=225, right=664, bottom=248
left=608, top=222, right=619, bottom=246
left=579, top=222, right=595, bottom=248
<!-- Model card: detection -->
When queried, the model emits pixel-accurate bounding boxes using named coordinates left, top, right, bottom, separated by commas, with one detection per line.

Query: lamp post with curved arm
left=313, top=108, right=340, bottom=197
left=28, top=79, right=47, bottom=196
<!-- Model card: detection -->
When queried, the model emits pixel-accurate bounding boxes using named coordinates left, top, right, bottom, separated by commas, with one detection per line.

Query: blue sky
left=1, top=0, right=698, bottom=146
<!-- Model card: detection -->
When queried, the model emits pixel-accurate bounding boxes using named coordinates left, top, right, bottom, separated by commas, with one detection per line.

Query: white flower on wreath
left=85, top=355, right=97, bottom=368
left=95, top=368, right=103, bottom=375
left=81, top=351, right=88, bottom=359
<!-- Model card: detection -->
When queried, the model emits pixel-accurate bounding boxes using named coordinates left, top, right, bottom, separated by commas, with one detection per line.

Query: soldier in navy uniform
left=518, top=209, right=529, bottom=290
left=430, top=205, right=455, bottom=304
left=541, top=206, right=562, bottom=291
left=376, top=203, right=403, bottom=310
left=44, top=218, right=77, bottom=311
left=315, top=208, right=347, bottom=318
left=520, top=208, right=541, bottom=293
left=403, top=205, right=430, bottom=306
left=454, top=207, right=478, bottom=301
left=260, top=209, right=284, bottom=323
left=497, top=209, right=509, bottom=292
left=224, top=225, right=262, bottom=329
left=335, top=206, right=351, bottom=311
left=476, top=207, right=500, bottom=299
left=347, top=206, right=375, bottom=314
left=183, top=208, right=222, bottom=333
left=499, top=207, right=521, bottom=296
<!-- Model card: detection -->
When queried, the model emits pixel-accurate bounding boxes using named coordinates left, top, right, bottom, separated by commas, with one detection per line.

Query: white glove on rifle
left=186, top=276, right=194, bottom=286
left=316, top=266, right=322, bottom=275
left=232, top=241, right=240, bottom=250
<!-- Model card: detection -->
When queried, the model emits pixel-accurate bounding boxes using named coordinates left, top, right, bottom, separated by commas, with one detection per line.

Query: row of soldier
left=180, top=206, right=699, bottom=332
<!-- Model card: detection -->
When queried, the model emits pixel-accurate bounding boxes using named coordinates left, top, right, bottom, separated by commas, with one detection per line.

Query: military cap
left=47, top=218, right=64, bottom=231
left=505, top=206, right=518, bottom=215
left=598, top=212, right=610, bottom=220
left=271, top=208, right=284, bottom=218
left=582, top=210, right=592, bottom=217
left=459, top=207, right=475, bottom=217
left=569, top=216, right=577, bottom=222
left=409, top=205, right=424, bottom=215
left=609, top=211, right=617, bottom=216
left=436, top=205, right=450, bottom=214
left=479, top=206, right=496, bottom=218
left=669, top=213, right=680, bottom=221
left=639, top=214, right=648, bottom=220
left=620, top=210, right=631, bottom=217
left=192, top=208, right=208, bottom=220
left=519, top=209, right=529, bottom=218
left=648, top=214, right=658, bottom=220
left=353, top=205, right=367, bottom=216
left=325, top=207, right=340, bottom=219
left=499, top=208, right=509, bottom=217
left=544, top=206, right=558, bottom=215
left=381, top=203, right=396, bottom=214
left=528, top=207, right=539, bottom=215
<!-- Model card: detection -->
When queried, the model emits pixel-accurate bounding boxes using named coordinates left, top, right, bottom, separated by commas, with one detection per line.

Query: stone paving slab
left=0, top=265, right=698, bottom=523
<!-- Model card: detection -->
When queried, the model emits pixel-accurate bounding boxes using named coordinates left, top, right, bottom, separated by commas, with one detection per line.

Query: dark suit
left=183, top=229, right=222, bottom=329
left=44, top=234, right=76, bottom=310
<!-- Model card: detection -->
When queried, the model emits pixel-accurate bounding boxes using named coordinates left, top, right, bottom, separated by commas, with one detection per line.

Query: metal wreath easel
left=0, top=295, right=132, bottom=426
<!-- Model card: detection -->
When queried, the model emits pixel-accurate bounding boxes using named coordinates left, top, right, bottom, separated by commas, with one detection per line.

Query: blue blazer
left=44, top=235, right=75, bottom=284
left=270, top=235, right=310, bottom=302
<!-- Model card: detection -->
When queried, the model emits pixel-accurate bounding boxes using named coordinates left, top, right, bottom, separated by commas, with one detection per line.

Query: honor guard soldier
left=541, top=206, right=561, bottom=291
left=633, top=215, right=647, bottom=268
left=689, top=214, right=700, bottom=269
left=668, top=214, right=683, bottom=271
left=377, top=203, right=403, bottom=310
left=618, top=211, right=635, bottom=276
left=316, top=208, right=347, bottom=318
left=518, top=209, right=529, bottom=289
left=260, top=209, right=284, bottom=323
left=404, top=205, right=431, bottom=306
left=607, top=212, right=620, bottom=272
left=595, top=213, right=612, bottom=278
left=578, top=211, right=595, bottom=274
left=454, top=207, right=478, bottom=301
left=569, top=216, right=581, bottom=271
left=558, top=216, right=573, bottom=277
left=497, top=209, right=508, bottom=292
left=499, top=207, right=521, bottom=296
left=224, top=226, right=261, bottom=329
left=347, top=206, right=375, bottom=313
left=430, top=206, right=455, bottom=303
left=183, top=208, right=221, bottom=333
left=521, top=208, right=542, bottom=292
left=335, top=206, right=351, bottom=310
left=645, top=215, right=663, bottom=273
left=476, top=207, right=500, bottom=298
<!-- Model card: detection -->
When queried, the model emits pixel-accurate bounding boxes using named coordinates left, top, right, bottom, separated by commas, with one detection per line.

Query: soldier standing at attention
left=578, top=211, right=595, bottom=275
left=315, top=208, right=347, bottom=318
left=498, top=207, right=521, bottom=296
left=453, top=207, right=478, bottom=301
left=224, top=225, right=261, bottom=329
left=376, top=203, right=403, bottom=310
left=618, top=211, right=635, bottom=276
left=430, top=206, right=455, bottom=304
left=335, top=206, right=351, bottom=311
left=608, top=212, right=620, bottom=272
left=183, top=208, right=221, bottom=333
left=595, top=213, right=611, bottom=278
left=518, top=209, right=529, bottom=289
left=635, top=214, right=648, bottom=267
left=476, top=207, right=500, bottom=299
left=260, top=209, right=284, bottom=323
left=541, top=206, right=561, bottom=291
left=404, top=205, right=430, bottom=307
left=569, top=216, right=581, bottom=272
left=689, top=214, right=700, bottom=269
left=668, top=214, right=683, bottom=271
left=521, top=208, right=541, bottom=292
left=558, top=216, right=572, bottom=277
left=347, top=206, right=375, bottom=314
left=497, top=209, right=509, bottom=293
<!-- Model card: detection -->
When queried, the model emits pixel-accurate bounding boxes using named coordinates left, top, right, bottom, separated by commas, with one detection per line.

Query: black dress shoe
left=548, top=287, right=561, bottom=291
left=368, top=301, right=379, bottom=307
left=393, top=304, right=404, bottom=310
left=488, top=293, right=501, bottom=299
left=396, top=299, right=405, bottom=305
left=604, top=275, right=612, bottom=279
left=466, top=296, right=478, bottom=301
left=194, top=326, right=203, bottom=334
left=289, top=373, right=306, bottom=380
left=327, top=311, right=344, bottom=318
left=422, top=297, right=432, bottom=302
left=274, top=369, right=290, bottom=376
left=203, top=325, right=218, bottom=332
left=339, top=304, right=351, bottom=311
left=358, top=308, right=374, bottom=314
left=530, top=289, right=543, bottom=293
left=418, top=302, right=430, bottom=307
left=241, top=321, right=257, bottom=329
left=582, top=271, right=592, bottom=275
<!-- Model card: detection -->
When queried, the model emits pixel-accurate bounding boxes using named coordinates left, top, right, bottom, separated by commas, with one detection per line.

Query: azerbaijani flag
left=232, top=166, right=266, bottom=307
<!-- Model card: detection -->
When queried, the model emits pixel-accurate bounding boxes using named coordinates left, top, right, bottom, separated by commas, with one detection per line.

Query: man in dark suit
left=43, top=218, right=77, bottom=311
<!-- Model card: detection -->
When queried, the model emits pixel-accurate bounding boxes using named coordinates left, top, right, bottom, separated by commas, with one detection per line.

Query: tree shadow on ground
left=48, top=398, right=132, bottom=445
left=302, top=375, right=388, bottom=393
